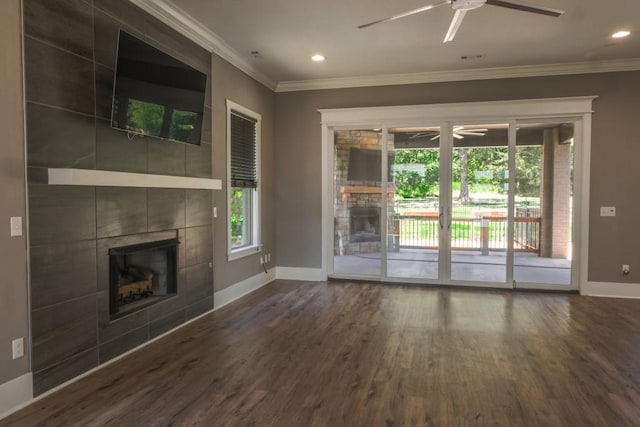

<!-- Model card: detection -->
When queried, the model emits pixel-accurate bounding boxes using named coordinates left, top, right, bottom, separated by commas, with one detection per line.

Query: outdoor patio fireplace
left=349, top=207, right=381, bottom=243
left=109, top=238, right=179, bottom=320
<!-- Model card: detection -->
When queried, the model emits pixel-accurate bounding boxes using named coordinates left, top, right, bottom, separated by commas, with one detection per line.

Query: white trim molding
left=582, top=281, right=640, bottom=299
left=129, top=0, right=277, bottom=91
left=226, top=100, right=262, bottom=261
left=277, top=58, right=640, bottom=92
left=319, top=96, right=597, bottom=127
left=0, top=373, right=33, bottom=420
left=128, top=0, right=640, bottom=94
left=320, top=96, right=596, bottom=291
left=276, top=267, right=326, bottom=282
left=214, top=268, right=276, bottom=309
left=47, top=168, right=222, bottom=190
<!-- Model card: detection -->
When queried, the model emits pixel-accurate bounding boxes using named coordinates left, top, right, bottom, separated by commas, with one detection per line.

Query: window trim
left=226, top=100, right=261, bottom=261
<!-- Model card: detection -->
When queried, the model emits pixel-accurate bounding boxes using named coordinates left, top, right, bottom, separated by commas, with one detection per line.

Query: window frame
left=226, top=100, right=261, bottom=261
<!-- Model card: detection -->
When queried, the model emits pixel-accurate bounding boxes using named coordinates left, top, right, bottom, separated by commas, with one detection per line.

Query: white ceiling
left=166, top=0, right=640, bottom=88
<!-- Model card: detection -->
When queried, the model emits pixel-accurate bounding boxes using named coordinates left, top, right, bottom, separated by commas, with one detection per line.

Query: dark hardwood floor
left=4, top=280, right=640, bottom=426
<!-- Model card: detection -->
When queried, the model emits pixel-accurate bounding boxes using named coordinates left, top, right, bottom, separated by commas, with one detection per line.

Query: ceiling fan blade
left=453, top=134, right=465, bottom=139
left=358, top=0, right=451, bottom=29
left=409, top=132, right=431, bottom=139
left=485, top=0, right=564, bottom=17
left=444, top=9, right=467, bottom=43
left=457, top=128, right=488, bottom=133
left=457, top=131, right=486, bottom=136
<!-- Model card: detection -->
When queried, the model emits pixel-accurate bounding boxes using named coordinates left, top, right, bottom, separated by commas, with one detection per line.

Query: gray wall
left=0, top=0, right=29, bottom=386
left=274, top=71, right=640, bottom=283
left=211, top=55, right=276, bottom=291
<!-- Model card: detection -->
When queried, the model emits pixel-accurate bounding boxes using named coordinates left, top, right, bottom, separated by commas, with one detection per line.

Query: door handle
left=448, top=212, right=452, bottom=230
left=439, top=213, right=444, bottom=230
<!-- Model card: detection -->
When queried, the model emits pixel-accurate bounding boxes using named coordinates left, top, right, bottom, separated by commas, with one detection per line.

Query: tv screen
left=111, top=31, right=207, bottom=145
left=347, top=147, right=394, bottom=181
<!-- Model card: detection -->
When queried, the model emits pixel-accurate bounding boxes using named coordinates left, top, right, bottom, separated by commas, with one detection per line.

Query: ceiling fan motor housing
left=452, top=0, right=487, bottom=10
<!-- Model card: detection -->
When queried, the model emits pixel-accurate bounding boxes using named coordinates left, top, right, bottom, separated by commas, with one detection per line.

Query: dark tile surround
left=24, top=0, right=214, bottom=395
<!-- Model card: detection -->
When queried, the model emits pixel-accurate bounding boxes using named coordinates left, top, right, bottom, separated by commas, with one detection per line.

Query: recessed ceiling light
left=311, top=54, right=325, bottom=62
left=612, top=30, right=631, bottom=39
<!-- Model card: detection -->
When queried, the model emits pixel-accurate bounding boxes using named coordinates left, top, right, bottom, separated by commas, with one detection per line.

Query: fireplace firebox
left=109, top=238, right=179, bottom=320
left=349, top=207, right=381, bottom=243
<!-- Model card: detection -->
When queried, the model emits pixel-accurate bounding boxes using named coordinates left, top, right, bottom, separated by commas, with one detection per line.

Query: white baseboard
left=0, top=373, right=33, bottom=420
left=276, top=267, right=326, bottom=282
left=214, top=268, right=276, bottom=310
left=582, top=281, right=640, bottom=299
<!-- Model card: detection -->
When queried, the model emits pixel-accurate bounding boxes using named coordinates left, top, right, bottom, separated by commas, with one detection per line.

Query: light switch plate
left=10, top=216, right=22, bottom=237
left=12, top=338, right=24, bottom=360
left=600, top=207, right=616, bottom=217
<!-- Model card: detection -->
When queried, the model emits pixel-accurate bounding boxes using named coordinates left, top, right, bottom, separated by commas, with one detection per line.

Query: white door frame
left=320, top=96, right=596, bottom=291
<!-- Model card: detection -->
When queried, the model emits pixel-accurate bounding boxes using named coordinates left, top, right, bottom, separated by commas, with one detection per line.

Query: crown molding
left=127, top=1, right=640, bottom=94
left=276, top=58, right=640, bottom=92
left=129, top=0, right=277, bottom=91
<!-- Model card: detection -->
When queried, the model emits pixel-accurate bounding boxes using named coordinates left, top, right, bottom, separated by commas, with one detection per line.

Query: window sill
left=228, top=245, right=261, bottom=262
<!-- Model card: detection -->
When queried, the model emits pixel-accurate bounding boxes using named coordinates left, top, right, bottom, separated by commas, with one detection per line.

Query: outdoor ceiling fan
left=409, top=126, right=488, bottom=140
left=358, top=0, right=564, bottom=43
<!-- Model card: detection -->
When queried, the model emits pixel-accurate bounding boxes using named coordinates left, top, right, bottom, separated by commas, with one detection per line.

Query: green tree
left=515, top=146, right=543, bottom=197
left=393, top=144, right=541, bottom=200
left=230, top=188, right=245, bottom=245
left=393, top=149, right=440, bottom=198
left=127, top=99, right=163, bottom=135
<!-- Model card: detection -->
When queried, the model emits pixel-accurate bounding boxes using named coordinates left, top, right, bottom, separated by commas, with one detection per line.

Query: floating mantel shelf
left=47, top=168, right=222, bottom=190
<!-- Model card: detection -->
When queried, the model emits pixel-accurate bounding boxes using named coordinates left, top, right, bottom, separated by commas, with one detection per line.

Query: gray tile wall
left=24, top=0, right=214, bottom=395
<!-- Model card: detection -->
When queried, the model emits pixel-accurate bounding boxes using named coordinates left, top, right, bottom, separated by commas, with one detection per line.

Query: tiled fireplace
left=24, top=0, right=215, bottom=395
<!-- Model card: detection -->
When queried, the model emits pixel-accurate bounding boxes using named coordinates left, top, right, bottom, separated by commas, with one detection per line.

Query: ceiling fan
left=358, top=0, right=564, bottom=43
left=409, top=126, right=488, bottom=140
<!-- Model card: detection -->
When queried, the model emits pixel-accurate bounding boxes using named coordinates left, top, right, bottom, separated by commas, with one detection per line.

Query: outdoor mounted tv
left=111, top=31, right=207, bottom=145
left=347, top=147, right=394, bottom=182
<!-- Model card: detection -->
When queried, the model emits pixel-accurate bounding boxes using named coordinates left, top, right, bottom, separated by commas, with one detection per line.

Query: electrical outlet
left=10, top=216, right=22, bottom=237
left=600, top=207, right=616, bottom=217
left=260, top=255, right=264, bottom=264
left=12, top=338, right=24, bottom=360
left=623, top=264, right=630, bottom=275
left=267, top=253, right=271, bottom=262
left=213, top=207, right=217, bottom=218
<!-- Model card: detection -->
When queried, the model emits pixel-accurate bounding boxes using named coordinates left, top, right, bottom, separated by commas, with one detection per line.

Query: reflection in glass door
left=332, top=129, right=383, bottom=277
left=330, top=122, right=577, bottom=289
left=450, top=124, right=509, bottom=283
left=513, top=122, right=574, bottom=286
left=386, top=127, right=441, bottom=280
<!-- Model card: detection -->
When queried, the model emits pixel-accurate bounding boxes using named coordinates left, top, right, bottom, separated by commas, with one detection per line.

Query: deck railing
left=394, top=215, right=540, bottom=252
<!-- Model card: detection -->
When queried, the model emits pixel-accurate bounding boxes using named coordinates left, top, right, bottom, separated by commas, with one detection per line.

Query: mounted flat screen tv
left=347, top=147, right=394, bottom=181
left=111, top=31, right=207, bottom=145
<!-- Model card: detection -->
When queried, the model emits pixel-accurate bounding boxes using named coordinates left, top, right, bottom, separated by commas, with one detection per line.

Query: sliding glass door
left=332, top=129, right=383, bottom=278
left=330, top=122, right=579, bottom=289
left=324, top=98, right=592, bottom=291
left=386, top=127, right=442, bottom=280
left=512, top=121, right=576, bottom=288
left=449, top=123, right=509, bottom=284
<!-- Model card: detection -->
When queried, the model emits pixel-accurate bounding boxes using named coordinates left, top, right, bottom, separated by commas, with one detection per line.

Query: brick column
left=540, top=128, right=571, bottom=258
